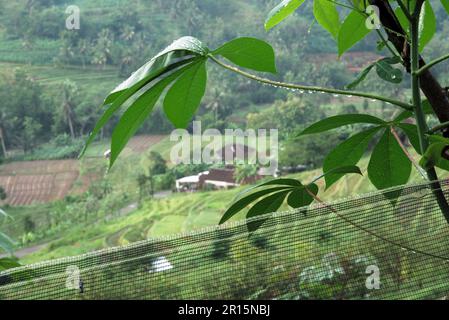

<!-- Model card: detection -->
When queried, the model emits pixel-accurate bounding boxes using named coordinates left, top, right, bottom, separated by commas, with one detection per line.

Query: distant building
left=175, top=166, right=264, bottom=192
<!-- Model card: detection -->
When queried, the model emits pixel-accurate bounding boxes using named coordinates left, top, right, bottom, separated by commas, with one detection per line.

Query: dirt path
left=0, top=243, right=47, bottom=259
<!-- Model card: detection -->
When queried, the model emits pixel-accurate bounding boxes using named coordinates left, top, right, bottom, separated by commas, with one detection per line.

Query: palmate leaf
left=0, top=231, right=15, bottom=255
left=338, top=10, right=372, bottom=56
left=80, top=36, right=209, bottom=157
left=219, top=186, right=293, bottom=224
left=418, top=1, right=436, bottom=52
left=287, top=183, right=319, bottom=208
left=109, top=62, right=201, bottom=167
left=264, top=0, right=306, bottom=31
left=345, top=63, right=375, bottom=89
left=221, top=166, right=361, bottom=231
left=163, top=60, right=208, bottom=128
left=395, top=7, right=409, bottom=33
left=298, top=114, right=385, bottom=136
left=313, top=0, right=340, bottom=40
left=84, top=36, right=279, bottom=165
left=346, top=57, right=403, bottom=89
left=233, top=178, right=302, bottom=201
left=310, top=165, right=362, bottom=185
left=442, top=0, right=449, bottom=16
left=397, top=123, right=421, bottom=154
left=368, top=129, right=411, bottom=192
left=105, top=37, right=209, bottom=105
left=375, top=58, right=403, bottom=84
left=323, top=127, right=381, bottom=189
left=246, top=190, right=291, bottom=232
left=419, top=135, right=449, bottom=171
left=393, top=99, right=434, bottom=123
left=212, top=38, right=277, bottom=73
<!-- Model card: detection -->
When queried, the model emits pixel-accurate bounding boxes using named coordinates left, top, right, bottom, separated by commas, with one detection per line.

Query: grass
left=0, top=61, right=120, bottom=95
left=3, top=185, right=449, bottom=300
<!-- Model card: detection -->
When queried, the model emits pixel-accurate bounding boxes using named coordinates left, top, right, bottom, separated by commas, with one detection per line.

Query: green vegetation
left=2, top=0, right=449, bottom=300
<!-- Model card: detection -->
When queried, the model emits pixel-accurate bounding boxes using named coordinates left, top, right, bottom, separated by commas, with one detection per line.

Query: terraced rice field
left=126, top=135, right=166, bottom=153
left=0, top=160, right=81, bottom=206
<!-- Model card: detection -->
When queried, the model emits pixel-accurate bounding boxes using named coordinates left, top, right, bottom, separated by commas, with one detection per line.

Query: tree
left=23, top=116, right=42, bottom=152
left=59, top=80, right=79, bottom=139
left=0, top=208, right=20, bottom=272
left=0, top=187, right=6, bottom=201
left=234, top=165, right=258, bottom=184
left=91, top=29, right=113, bottom=69
left=84, top=1, right=449, bottom=229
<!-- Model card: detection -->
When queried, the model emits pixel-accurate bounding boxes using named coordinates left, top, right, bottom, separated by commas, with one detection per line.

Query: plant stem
left=415, top=53, right=449, bottom=76
left=429, top=120, right=449, bottom=134
left=209, top=55, right=413, bottom=111
left=410, top=7, right=449, bottom=224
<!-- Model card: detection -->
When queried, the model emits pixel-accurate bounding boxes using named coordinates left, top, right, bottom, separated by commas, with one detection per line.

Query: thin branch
left=304, top=186, right=449, bottom=261
left=375, top=28, right=402, bottom=60
left=429, top=120, right=449, bottom=134
left=209, top=55, right=414, bottom=111
left=415, top=53, right=449, bottom=76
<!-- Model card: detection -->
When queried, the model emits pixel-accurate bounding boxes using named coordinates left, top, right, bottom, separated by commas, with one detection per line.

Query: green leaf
left=418, top=1, right=436, bottom=52
left=265, top=0, right=306, bottom=31
left=442, top=0, right=449, bottom=16
left=393, top=99, right=434, bottom=122
left=368, top=129, right=411, bottom=191
left=109, top=63, right=196, bottom=167
left=220, top=186, right=292, bottom=224
left=164, top=60, right=207, bottom=128
left=213, top=38, right=277, bottom=73
left=345, top=63, right=375, bottom=89
left=311, top=165, right=363, bottom=185
left=313, top=0, right=340, bottom=40
left=375, top=58, right=403, bottom=83
left=234, top=178, right=302, bottom=201
left=287, top=184, right=318, bottom=209
left=396, top=123, right=421, bottom=154
left=420, top=135, right=449, bottom=171
left=338, top=10, right=372, bottom=56
left=298, top=114, right=385, bottom=136
left=419, top=141, right=449, bottom=171
left=0, top=232, right=15, bottom=254
left=394, top=7, right=410, bottom=34
left=0, top=257, right=21, bottom=271
left=246, top=190, right=290, bottom=232
left=323, top=127, right=381, bottom=189
left=80, top=36, right=209, bottom=157
left=105, top=37, right=209, bottom=105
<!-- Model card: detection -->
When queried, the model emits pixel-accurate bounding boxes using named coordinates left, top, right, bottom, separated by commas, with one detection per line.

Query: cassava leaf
left=338, top=10, right=372, bottom=56
left=367, top=129, right=411, bottom=191
left=213, top=38, right=277, bottom=73
left=323, top=127, right=381, bottom=189
left=265, top=0, right=306, bottom=31
left=163, top=59, right=208, bottom=128
left=109, top=63, right=197, bottom=167
left=246, top=190, right=290, bottom=232
left=313, top=0, right=340, bottom=39
left=220, top=186, right=293, bottom=224
left=298, top=114, right=385, bottom=136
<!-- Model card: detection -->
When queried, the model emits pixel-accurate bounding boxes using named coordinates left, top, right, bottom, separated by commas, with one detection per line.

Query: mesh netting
left=1, top=180, right=449, bottom=300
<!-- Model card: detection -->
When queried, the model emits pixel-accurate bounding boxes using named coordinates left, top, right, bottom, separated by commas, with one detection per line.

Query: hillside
left=18, top=152, right=443, bottom=264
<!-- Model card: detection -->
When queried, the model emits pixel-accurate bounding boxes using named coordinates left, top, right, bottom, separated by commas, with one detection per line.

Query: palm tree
left=91, top=29, right=113, bottom=69
left=60, top=80, right=79, bottom=139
